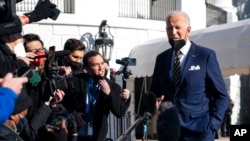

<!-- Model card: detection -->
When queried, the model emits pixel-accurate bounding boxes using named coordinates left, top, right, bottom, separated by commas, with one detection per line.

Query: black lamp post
left=94, top=20, right=114, bottom=61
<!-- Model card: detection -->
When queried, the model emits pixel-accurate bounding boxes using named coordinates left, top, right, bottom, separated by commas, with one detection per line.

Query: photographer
left=0, top=33, right=31, bottom=77
left=0, top=0, right=66, bottom=141
left=0, top=0, right=61, bottom=78
left=46, top=119, right=69, bottom=141
left=19, top=33, right=75, bottom=141
left=61, top=51, right=130, bottom=141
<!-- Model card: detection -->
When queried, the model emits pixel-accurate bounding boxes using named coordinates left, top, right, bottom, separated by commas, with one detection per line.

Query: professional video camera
left=116, top=57, right=136, bottom=88
left=0, top=0, right=22, bottom=36
left=0, top=0, right=60, bottom=36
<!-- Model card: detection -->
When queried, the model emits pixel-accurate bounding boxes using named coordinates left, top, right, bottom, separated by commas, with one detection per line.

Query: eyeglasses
left=28, top=48, right=46, bottom=53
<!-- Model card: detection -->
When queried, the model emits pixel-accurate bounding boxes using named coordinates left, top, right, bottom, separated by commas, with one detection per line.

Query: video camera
left=116, top=57, right=136, bottom=79
left=116, top=57, right=136, bottom=88
left=116, top=57, right=136, bottom=66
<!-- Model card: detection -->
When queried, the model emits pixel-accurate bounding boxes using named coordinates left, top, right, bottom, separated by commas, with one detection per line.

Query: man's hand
left=121, top=89, right=130, bottom=100
left=156, top=95, right=164, bottom=112
left=0, top=73, right=28, bottom=94
left=98, top=79, right=111, bottom=95
left=45, top=89, right=65, bottom=108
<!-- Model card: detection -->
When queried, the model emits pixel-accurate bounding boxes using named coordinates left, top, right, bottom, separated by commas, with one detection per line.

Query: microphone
left=139, top=92, right=156, bottom=116
left=157, top=101, right=180, bottom=141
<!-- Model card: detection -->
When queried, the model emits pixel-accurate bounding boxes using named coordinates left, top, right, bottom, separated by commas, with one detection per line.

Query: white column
left=207, top=0, right=238, bottom=22
left=230, top=74, right=241, bottom=125
left=177, top=0, right=206, bottom=30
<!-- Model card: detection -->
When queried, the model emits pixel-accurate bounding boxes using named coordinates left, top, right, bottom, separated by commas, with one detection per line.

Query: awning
left=128, top=19, right=250, bottom=77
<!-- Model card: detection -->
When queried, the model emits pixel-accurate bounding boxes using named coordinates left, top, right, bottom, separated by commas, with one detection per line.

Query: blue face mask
left=15, top=114, right=28, bottom=134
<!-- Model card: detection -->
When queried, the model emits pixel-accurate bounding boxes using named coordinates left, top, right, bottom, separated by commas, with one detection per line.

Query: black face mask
left=66, top=61, right=83, bottom=74
left=169, top=39, right=186, bottom=52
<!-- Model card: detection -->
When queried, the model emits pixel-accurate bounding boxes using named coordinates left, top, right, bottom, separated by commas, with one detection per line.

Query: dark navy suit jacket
left=150, top=41, right=229, bottom=141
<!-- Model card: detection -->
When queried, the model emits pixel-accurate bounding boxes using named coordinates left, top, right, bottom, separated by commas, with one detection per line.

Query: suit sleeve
left=150, top=55, right=164, bottom=98
left=206, top=50, right=229, bottom=131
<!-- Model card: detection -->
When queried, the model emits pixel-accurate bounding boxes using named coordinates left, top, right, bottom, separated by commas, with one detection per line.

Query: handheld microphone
left=157, top=101, right=180, bottom=141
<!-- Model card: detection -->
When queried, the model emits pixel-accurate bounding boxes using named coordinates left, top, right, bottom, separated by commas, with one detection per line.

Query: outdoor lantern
left=94, top=20, right=114, bottom=61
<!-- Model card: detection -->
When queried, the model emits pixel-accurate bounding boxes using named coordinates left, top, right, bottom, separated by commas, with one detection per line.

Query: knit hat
left=12, top=93, right=32, bottom=115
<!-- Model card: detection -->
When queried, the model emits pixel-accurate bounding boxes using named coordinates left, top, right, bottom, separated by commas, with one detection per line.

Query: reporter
left=61, top=51, right=130, bottom=141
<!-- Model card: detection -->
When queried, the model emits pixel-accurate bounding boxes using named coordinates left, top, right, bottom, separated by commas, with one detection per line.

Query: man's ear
left=187, top=26, right=191, bottom=33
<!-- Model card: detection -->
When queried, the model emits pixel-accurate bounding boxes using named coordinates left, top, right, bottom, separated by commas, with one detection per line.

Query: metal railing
left=16, top=0, right=227, bottom=26
left=118, top=0, right=176, bottom=21
left=118, top=0, right=227, bottom=26
left=16, top=0, right=75, bottom=13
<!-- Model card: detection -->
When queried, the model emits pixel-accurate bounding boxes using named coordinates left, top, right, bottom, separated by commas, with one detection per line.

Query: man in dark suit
left=61, top=51, right=130, bottom=141
left=150, top=11, right=229, bottom=141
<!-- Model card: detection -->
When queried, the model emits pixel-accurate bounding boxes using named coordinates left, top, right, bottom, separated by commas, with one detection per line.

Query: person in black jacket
left=61, top=38, right=86, bottom=75
left=220, top=97, right=234, bottom=137
left=61, top=51, right=130, bottom=141
left=0, top=33, right=31, bottom=78
left=0, top=92, right=32, bottom=141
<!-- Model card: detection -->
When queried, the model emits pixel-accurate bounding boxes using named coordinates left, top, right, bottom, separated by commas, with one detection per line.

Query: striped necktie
left=172, top=51, right=181, bottom=92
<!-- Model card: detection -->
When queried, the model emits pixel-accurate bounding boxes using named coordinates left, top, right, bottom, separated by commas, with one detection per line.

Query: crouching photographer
left=43, top=104, right=78, bottom=141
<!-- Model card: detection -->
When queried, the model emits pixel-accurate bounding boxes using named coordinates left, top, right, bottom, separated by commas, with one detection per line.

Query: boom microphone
left=55, top=50, right=71, bottom=58
left=34, top=50, right=70, bottom=59
left=139, top=92, right=156, bottom=116
left=157, top=101, right=180, bottom=141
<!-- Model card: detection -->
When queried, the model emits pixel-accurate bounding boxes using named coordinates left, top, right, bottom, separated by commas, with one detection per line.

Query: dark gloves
left=24, top=0, right=60, bottom=23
